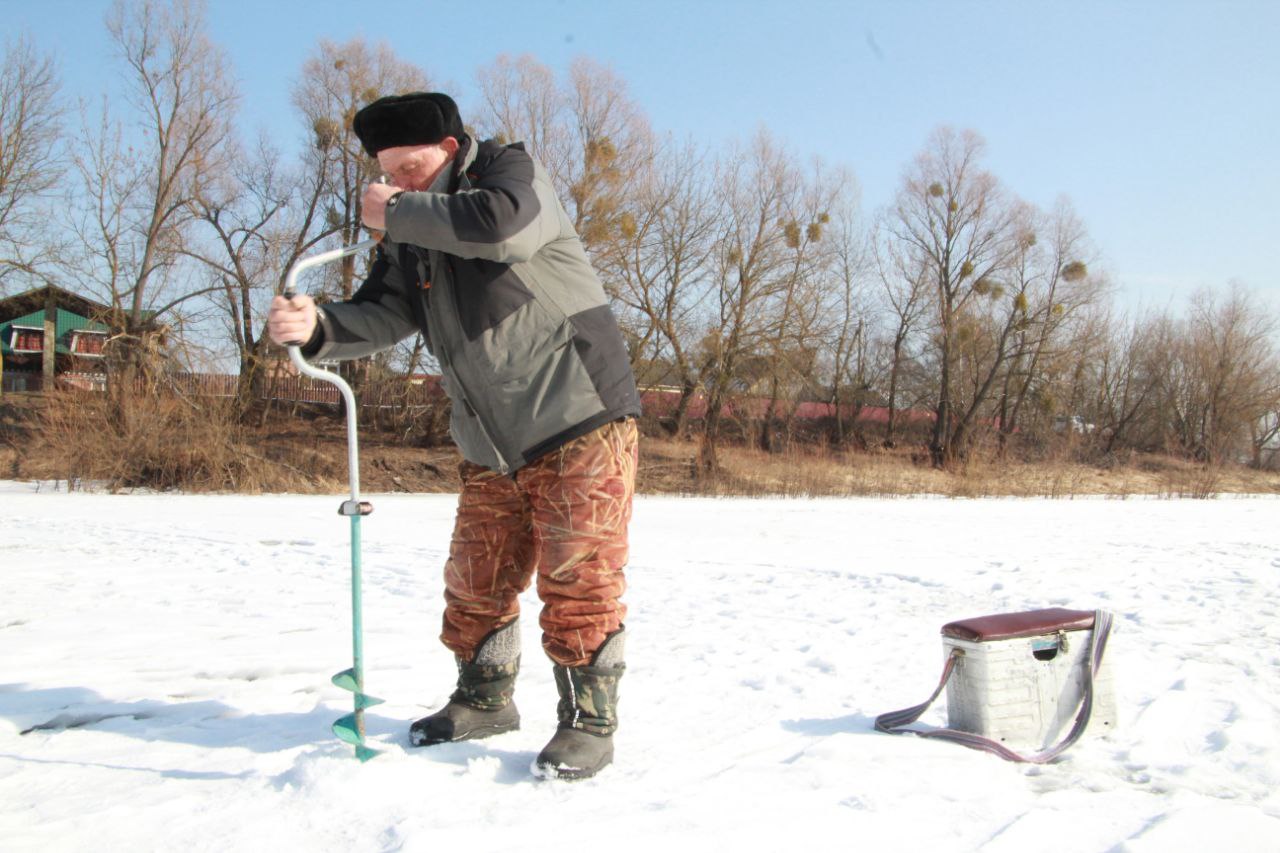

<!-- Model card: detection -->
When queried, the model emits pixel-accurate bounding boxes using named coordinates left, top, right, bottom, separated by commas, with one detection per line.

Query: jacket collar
left=448, top=135, right=479, bottom=193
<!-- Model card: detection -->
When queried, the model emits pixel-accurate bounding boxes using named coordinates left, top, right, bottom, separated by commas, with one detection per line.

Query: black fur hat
left=352, top=92, right=465, bottom=157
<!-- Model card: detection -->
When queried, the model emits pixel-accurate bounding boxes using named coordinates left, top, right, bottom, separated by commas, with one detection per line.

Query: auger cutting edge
left=283, top=237, right=385, bottom=762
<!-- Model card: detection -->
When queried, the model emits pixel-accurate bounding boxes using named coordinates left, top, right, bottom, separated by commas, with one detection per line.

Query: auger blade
left=332, top=668, right=358, bottom=692
left=332, top=713, right=364, bottom=746
left=354, top=692, right=384, bottom=710
left=355, top=745, right=382, bottom=763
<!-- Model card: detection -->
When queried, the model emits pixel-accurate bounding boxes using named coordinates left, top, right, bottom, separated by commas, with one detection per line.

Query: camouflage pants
left=441, top=418, right=637, bottom=667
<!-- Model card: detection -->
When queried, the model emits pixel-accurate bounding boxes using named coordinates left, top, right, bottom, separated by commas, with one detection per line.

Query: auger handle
left=279, top=234, right=386, bottom=762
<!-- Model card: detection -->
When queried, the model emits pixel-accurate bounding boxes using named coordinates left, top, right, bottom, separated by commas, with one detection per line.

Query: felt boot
left=409, top=620, right=521, bottom=746
left=533, top=628, right=625, bottom=780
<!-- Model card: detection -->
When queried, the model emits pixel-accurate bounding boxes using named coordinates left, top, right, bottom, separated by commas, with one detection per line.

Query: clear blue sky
left=7, top=0, right=1279, bottom=311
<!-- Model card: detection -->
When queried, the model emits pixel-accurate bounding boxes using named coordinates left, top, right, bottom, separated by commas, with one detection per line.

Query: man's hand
left=361, top=182, right=401, bottom=231
left=267, top=294, right=318, bottom=347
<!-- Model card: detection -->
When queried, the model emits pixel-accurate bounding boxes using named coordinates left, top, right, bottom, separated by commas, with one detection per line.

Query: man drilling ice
left=267, top=92, right=640, bottom=780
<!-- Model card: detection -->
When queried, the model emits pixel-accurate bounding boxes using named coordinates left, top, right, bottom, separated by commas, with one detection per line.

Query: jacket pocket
left=485, top=327, right=605, bottom=453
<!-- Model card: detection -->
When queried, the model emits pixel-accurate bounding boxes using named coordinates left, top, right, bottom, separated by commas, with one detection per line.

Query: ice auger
left=283, top=237, right=384, bottom=762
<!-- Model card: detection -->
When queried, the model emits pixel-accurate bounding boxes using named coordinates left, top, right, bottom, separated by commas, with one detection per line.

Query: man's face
left=377, top=139, right=458, bottom=192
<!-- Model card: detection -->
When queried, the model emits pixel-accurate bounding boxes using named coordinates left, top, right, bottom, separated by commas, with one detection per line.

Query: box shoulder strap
left=874, top=610, right=1113, bottom=764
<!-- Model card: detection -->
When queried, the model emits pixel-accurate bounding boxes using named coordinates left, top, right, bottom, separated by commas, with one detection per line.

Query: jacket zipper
left=431, top=252, right=511, bottom=474
left=463, top=398, right=510, bottom=475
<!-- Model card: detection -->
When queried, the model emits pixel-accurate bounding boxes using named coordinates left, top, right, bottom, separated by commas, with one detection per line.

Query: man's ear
left=441, top=136, right=460, bottom=157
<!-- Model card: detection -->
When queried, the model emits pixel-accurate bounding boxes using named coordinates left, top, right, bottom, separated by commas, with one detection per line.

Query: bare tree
left=472, top=55, right=654, bottom=258
left=61, top=0, right=238, bottom=391
left=564, top=58, right=655, bottom=253
left=819, top=184, right=870, bottom=445
left=885, top=127, right=1018, bottom=466
left=753, top=161, right=846, bottom=452
left=696, top=132, right=800, bottom=474
left=0, top=35, right=64, bottom=291
left=475, top=54, right=573, bottom=188
left=1168, top=284, right=1280, bottom=462
left=995, top=198, right=1105, bottom=449
left=291, top=37, right=429, bottom=300
left=603, top=138, right=718, bottom=435
left=872, top=216, right=931, bottom=447
left=186, top=132, right=338, bottom=409
left=947, top=265, right=1026, bottom=455
left=1250, top=408, right=1280, bottom=470
left=1089, top=307, right=1172, bottom=454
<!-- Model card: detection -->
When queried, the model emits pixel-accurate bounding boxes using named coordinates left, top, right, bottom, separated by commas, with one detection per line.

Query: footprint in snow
left=21, top=711, right=155, bottom=735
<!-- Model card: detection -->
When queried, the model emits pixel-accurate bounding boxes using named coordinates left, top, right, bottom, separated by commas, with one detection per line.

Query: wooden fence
left=168, top=371, right=445, bottom=409
left=1, top=369, right=444, bottom=410
left=4, top=368, right=937, bottom=431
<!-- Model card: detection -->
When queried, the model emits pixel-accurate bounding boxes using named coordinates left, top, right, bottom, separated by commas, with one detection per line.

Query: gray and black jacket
left=305, top=137, right=640, bottom=473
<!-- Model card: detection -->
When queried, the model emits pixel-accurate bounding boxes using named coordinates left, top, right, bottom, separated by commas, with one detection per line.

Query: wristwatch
left=385, top=191, right=404, bottom=211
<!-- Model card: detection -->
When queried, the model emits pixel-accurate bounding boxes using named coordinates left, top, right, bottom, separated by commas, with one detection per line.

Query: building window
left=10, top=327, right=43, bottom=353
left=70, top=331, right=106, bottom=357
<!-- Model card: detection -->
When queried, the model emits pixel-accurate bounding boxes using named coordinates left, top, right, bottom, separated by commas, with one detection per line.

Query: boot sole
left=408, top=720, right=520, bottom=747
left=530, top=752, right=612, bottom=781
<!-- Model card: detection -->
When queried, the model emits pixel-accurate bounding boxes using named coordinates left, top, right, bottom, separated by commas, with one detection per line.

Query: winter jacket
left=305, top=137, right=641, bottom=474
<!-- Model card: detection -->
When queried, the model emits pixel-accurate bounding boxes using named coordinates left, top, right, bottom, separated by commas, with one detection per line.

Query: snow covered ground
left=2, top=481, right=1278, bottom=852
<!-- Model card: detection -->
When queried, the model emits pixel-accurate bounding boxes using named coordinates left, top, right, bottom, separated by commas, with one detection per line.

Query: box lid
left=942, top=608, right=1096, bottom=642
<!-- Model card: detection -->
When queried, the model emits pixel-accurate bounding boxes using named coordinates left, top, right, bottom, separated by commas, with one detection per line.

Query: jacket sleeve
left=382, top=146, right=561, bottom=265
left=305, top=244, right=420, bottom=362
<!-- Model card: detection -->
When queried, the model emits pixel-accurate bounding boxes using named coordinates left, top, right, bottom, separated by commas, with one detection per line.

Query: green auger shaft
left=332, top=511, right=383, bottom=761
left=349, top=514, right=366, bottom=734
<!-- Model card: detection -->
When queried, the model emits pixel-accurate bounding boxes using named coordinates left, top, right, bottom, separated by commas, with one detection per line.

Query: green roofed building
left=1, top=286, right=112, bottom=393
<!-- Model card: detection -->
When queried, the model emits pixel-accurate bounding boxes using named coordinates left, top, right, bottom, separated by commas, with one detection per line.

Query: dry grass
left=2, top=390, right=460, bottom=494
left=635, top=435, right=1280, bottom=499
left=15, top=389, right=349, bottom=493
left=4, top=392, right=1278, bottom=497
